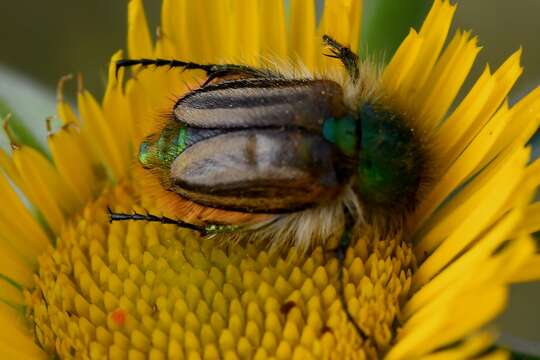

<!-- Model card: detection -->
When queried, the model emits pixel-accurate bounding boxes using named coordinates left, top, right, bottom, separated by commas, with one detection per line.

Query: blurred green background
left=0, top=0, right=539, bottom=355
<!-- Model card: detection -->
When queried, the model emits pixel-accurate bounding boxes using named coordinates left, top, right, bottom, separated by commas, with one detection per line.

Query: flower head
left=0, top=0, right=539, bottom=359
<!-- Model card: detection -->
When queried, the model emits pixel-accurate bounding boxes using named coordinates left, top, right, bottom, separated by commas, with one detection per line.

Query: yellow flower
left=0, top=0, right=539, bottom=359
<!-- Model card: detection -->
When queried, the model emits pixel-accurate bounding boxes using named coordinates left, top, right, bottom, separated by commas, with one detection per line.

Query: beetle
left=109, top=35, right=427, bottom=340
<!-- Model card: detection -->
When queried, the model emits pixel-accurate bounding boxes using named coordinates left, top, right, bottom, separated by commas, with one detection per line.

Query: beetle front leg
left=115, top=58, right=281, bottom=85
left=323, top=35, right=360, bottom=82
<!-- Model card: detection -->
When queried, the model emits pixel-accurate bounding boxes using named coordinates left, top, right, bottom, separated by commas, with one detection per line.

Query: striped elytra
left=138, top=76, right=424, bottom=215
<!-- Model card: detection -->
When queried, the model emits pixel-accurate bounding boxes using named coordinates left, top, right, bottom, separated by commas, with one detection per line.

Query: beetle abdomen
left=170, top=129, right=344, bottom=213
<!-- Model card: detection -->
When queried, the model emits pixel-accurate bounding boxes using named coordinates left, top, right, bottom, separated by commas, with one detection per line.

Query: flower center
left=25, top=182, right=415, bottom=358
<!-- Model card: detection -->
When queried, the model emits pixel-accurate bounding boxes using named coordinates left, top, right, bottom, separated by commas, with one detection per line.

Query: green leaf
left=0, top=64, right=54, bottom=154
left=360, top=0, right=430, bottom=62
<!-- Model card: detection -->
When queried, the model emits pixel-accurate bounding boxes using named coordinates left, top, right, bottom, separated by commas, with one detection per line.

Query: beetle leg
left=115, top=58, right=280, bottom=84
left=322, top=35, right=360, bottom=82
left=107, top=207, right=207, bottom=233
left=107, top=207, right=250, bottom=236
left=333, top=212, right=367, bottom=340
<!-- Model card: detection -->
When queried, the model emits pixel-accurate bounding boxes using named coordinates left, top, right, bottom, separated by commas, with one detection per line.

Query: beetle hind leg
left=333, top=212, right=367, bottom=341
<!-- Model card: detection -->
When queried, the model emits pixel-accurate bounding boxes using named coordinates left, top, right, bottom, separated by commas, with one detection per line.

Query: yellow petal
left=183, top=2, right=214, bottom=63
left=319, top=0, right=362, bottom=50
left=56, top=74, right=80, bottom=126
left=407, top=210, right=521, bottom=317
left=103, top=51, right=134, bottom=175
left=0, top=241, right=33, bottom=287
left=0, top=172, right=49, bottom=257
left=0, top=273, right=24, bottom=306
left=413, top=147, right=530, bottom=286
left=509, top=254, right=540, bottom=283
left=48, top=126, right=99, bottom=203
left=437, top=50, right=523, bottom=167
left=384, top=0, right=456, bottom=130
left=12, top=146, right=80, bottom=234
left=234, top=0, right=260, bottom=65
left=128, top=0, right=153, bottom=58
left=415, top=145, right=532, bottom=255
left=0, top=304, right=46, bottom=358
left=414, top=31, right=480, bottom=130
left=78, top=89, right=124, bottom=180
left=412, top=103, right=519, bottom=230
left=290, top=0, right=317, bottom=69
left=390, top=286, right=507, bottom=359
left=204, top=0, right=235, bottom=61
left=410, top=0, right=456, bottom=89
left=418, top=332, right=496, bottom=360
left=318, top=0, right=362, bottom=72
left=495, top=84, right=540, bottom=153
left=259, top=0, right=287, bottom=60
left=160, top=0, right=189, bottom=58
left=382, top=29, right=423, bottom=96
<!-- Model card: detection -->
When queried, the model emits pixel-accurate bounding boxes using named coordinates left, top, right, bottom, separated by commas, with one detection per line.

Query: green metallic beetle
left=110, top=35, right=427, bottom=339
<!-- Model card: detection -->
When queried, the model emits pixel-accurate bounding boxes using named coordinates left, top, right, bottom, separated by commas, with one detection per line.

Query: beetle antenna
left=334, top=210, right=367, bottom=340
left=322, top=34, right=360, bottom=82
left=107, top=207, right=207, bottom=234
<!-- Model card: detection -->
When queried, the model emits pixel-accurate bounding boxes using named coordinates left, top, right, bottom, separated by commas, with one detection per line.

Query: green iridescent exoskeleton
left=356, top=104, right=423, bottom=209
left=139, top=122, right=187, bottom=170
left=321, top=103, right=423, bottom=212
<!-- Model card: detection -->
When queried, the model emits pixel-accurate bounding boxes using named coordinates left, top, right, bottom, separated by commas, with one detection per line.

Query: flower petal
left=417, top=332, right=496, bottom=360
left=259, top=0, right=288, bottom=60
left=413, top=146, right=530, bottom=286
left=413, top=30, right=480, bottom=130
left=437, top=50, right=523, bottom=167
left=290, top=0, right=317, bottom=69
left=12, top=146, right=80, bottom=234
left=48, top=127, right=98, bottom=203
left=0, top=172, right=49, bottom=257
left=413, top=102, right=520, bottom=230
left=0, top=304, right=45, bottom=358
left=318, top=0, right=362, bottom=71
left=383, top=0, right=456, bottom=132
left=389, top=286, right=507, bottom=359
left=78, top=89, right=125, bottom=180
left=128, top=0, right=153, bottom=58
left=234, top=0, right=260, bottom=65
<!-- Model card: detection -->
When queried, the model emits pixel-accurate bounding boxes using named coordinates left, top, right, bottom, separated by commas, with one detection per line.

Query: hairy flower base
left=25, top=183, right=415, bottom=359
